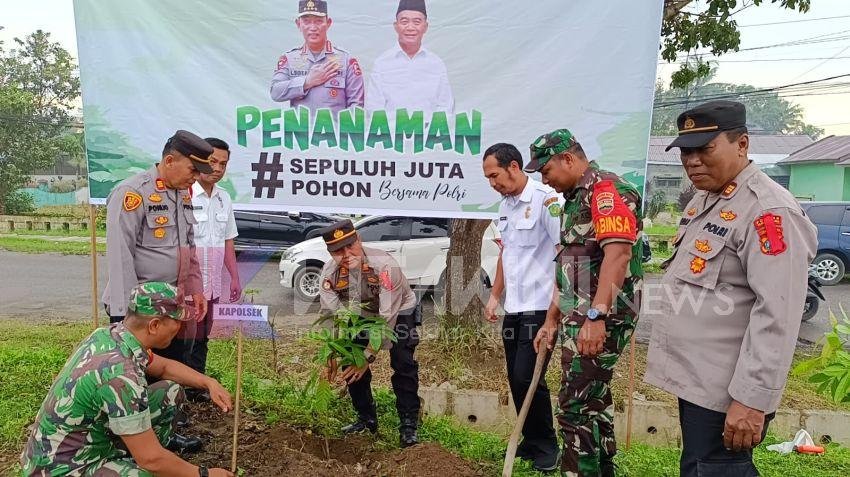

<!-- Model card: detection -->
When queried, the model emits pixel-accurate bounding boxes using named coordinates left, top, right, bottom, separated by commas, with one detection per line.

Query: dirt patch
left=186, top=403, right=484, bottom=476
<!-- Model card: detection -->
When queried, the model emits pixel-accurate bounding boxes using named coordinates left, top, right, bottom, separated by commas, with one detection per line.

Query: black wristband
left=198, top=465, right=209, bottom=477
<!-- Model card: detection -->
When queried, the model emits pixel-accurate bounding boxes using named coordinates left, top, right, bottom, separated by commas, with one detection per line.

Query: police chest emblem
left=690, top=257, right=706, bottom=274
left=687, top=208, right=697, bottom=217
left=596, top=192, right=615, bottom=216
left=148, top=193, right=162, bottom=203
left=123, top=192, right=142, bottom=212
left=153, top=227, right=166, bottom=239
left=322, top=279, right=332, bottom=291
left=182, top=194, right=191, bottom=204
left=694, top=239, right=712, bottom=253
left=329, top=88, right=338, bottom=98
left=719, top=210, right=737, bottom=221
left=524, top=206, right=531, bottom=219
left=155, top=216, right=169, bottom=226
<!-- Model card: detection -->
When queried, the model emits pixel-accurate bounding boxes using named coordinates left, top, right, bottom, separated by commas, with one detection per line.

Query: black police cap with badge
left=298, top=0, right=327, bottom=17
left=665, top=100, right=747, bottom=151
left=319, top=219, right=358, bottom=252
left=164, top=130, right=214, bottom=174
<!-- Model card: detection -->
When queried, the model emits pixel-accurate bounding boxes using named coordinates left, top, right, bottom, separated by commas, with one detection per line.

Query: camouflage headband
left=128, top=282, right=186, bottom=321
left=528, top=128, right=577, bottom=171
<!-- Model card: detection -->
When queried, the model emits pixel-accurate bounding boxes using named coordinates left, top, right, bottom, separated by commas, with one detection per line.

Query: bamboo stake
left=231, top=325, right=244, bottom=473
left=89, top=204, right=99, bottom=329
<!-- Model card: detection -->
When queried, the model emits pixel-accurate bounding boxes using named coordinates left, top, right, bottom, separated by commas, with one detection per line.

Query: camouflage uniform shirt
left=556, top=161, right=643, bottom=324
left=21, top=323, right=153, bottom=476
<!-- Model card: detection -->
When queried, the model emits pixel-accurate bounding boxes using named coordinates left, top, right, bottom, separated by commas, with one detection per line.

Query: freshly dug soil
left=186, top=402, right=484, bottom=476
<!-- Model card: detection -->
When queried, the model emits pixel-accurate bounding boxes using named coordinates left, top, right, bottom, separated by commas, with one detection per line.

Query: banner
left=74, top=0, right=662, bottom=218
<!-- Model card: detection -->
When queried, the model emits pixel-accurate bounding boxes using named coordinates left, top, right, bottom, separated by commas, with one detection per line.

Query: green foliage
left=48, top=179, right=78, bottom=193
left=3, top=190, right=36, bottom=215
left=645, top=190, right=668, bottom=220
left=653, top=72, right=824, bottom=137
left=794, top=309, right=850, bottom=403
left=662, top=0, right=811, bottom=88
left=308, top=307, right=396, bottom=370
left=0, top=30, right=80, bottom=214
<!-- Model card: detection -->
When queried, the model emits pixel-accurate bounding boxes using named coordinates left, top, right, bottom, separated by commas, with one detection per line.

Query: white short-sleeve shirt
left=191, top=183, right=238, bottom=300
left=496, top=177, right=563, bottom=314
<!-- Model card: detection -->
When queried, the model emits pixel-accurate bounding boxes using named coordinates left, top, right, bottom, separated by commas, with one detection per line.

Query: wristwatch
left=586, top=307, right=607, bottom=322
left=366, top=352, right=377, bottom=364
left=198, top=466, right=209, bottom=477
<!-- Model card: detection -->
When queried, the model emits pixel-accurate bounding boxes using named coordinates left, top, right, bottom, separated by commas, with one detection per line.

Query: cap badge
left=333, top=229, right=344, bottom=239
left=683, top=117, right=696, bottom=130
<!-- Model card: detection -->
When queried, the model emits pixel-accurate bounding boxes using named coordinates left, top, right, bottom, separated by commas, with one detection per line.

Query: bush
left=3, top=191, right=36, bottom=215
left=48, top=180, right=77, bottom=194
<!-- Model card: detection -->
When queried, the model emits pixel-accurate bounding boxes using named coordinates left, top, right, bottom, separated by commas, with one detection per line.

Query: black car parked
left=233, top=210, right=342, bottom=251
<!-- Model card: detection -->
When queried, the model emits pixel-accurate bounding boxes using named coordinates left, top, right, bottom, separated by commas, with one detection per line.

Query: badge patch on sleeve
left=123, top=191, right=142, bottom=211
left=277, top=55, right=288, bottom=70
left=591, top=181, right=637, bottom=242
left=379, top=270, right=393, bottom=290
left=349, top=58, right=362, bottom=76
left=753, top=213, right=787, bottom=255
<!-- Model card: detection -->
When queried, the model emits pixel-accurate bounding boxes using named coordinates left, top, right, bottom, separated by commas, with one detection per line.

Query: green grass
left=3, top=321, right=850, bottom=477
left=646, top=225, right=677, bottom=236
left=0, top=237, right=104, bottom=255
left=1, top=229, right=105, bottom=238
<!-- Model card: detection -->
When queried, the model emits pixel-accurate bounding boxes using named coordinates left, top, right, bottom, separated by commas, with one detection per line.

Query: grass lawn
left=0, top=237, right=104, bottom=255
left=2, top=320, right=849, bottom=476
left=645, top=225, right=677, bottom=236
left=1, top=229, right=105, bottom=238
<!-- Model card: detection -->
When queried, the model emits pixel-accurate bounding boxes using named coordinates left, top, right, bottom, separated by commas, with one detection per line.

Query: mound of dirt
left=185, top=403, right=484, bottom=476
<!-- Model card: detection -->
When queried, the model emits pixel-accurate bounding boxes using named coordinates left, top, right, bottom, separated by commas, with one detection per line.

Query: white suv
left=279, top=216, right=501, bottom=301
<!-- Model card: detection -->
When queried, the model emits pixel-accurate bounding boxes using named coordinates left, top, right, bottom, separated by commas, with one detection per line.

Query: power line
left=738, top=14, right=850, bottom=28
left=659, top=56, right=850, bottom=64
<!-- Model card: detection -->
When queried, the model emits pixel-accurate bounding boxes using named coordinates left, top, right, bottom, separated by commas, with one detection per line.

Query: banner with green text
left=74, top=0, right=662, bottom=217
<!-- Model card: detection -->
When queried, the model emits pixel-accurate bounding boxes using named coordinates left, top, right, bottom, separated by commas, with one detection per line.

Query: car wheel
left=433, top=269, right=489, bottom=315
left=812, top=253, right=845, bottom=286
left=294, top=265, right=323, bottom=302
left=801, top=296, right=819, bottom=322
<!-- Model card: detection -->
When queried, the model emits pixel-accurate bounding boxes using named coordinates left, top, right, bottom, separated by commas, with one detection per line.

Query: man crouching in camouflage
left=20, top=282, right=234, bottom=477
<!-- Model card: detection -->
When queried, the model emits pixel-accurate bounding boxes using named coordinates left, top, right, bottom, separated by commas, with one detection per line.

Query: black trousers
left=679, top=399, right=775, bottom=477
left=348, top=306, right=421, bottom=423
left=503, top=310, right=558, bottom=456
left=183, top=297, right=217, bottom=374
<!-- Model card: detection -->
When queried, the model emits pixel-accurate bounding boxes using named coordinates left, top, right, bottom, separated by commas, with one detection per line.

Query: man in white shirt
left=482, top=143, right=563, bottom=472
left=186, top=137, right=241, bottom=400
left=365, top=0, right=454, bottom=120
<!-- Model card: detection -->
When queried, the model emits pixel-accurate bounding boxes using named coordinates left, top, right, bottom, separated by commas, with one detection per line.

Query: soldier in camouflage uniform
left=21, top=282, right=234, bottom=477
left=528, top=129, right=643, bottom=477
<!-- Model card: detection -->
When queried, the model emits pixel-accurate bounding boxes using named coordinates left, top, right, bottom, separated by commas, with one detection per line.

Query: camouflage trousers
left=81, top=380, right=183, bottom=476
left=557, top=314, right=635, bottom=477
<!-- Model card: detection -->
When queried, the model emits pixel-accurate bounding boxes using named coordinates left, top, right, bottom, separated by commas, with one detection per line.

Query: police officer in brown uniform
left=318, top=219, right=421, bottom=447
left=644, top=101, right=818, bottom=476
left=103, top=130, right=213, bottom=326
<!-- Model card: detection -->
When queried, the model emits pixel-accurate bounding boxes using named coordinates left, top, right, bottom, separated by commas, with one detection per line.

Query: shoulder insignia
left=722, top=182, right=737, bottom=197
left=690, top=257, right=706, bottom=274
left=349, top=57, right=362, bottom=76
left=719, top=210, right=737, bottom=221
left=182, top=194, right=191, bottom=204
left=123, top=191, right=142, bottom=211
left=753, top=213, right=786, bottom=255
left=379, top=270, right=393, bottom=290
left=155, top=178, right=166, bottom=192
left=339, top=266, right=349, bottom=277
left=148, top=193, right=162, bottom=203
left=543, top=196, right=558, bottom=207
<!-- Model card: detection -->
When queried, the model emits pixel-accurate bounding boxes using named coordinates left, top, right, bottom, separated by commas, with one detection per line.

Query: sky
left=2, top=0, right=849, bottom=136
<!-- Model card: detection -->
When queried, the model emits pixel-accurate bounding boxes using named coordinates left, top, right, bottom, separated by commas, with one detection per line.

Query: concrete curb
left=420, top=386, right=850, bottom=446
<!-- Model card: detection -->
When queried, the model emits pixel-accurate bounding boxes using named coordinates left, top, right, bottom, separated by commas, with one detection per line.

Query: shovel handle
left=502, top=348, right=550, bottom=477
left=795, top=445, right=825, bottom=455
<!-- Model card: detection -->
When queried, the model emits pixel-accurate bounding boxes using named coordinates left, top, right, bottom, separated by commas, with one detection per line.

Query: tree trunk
left=664, top=0, right=694, bottom=21
left=442, top=218, right=491, bottom=331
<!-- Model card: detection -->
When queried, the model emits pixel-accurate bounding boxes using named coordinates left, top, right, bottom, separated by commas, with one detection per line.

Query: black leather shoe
left=341, top=419, right=378, bottom=435
left=399, top=417, right=419, bottom=448
left=174, top=407, right=190, bottom=428
left=532, top=448, right=561, bottom=473
left=165, top=433, right=204, bottom=453
left=600, top=458, right=618, bottom=477
left=186, top=389, right=211, bottom=403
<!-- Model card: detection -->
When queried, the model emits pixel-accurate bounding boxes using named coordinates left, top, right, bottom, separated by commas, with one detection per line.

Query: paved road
left=0, top=250, right=842, bottom=344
